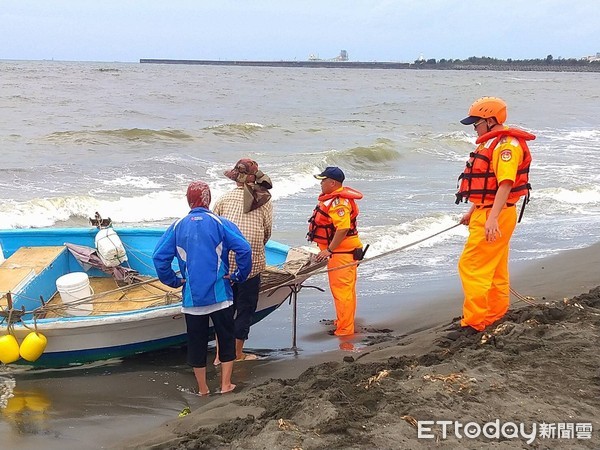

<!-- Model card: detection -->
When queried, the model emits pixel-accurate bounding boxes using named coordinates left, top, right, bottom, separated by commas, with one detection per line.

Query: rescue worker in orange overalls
left=456, top=97, right=535, bottom=331
left=308, top=167, right=363, bottom=336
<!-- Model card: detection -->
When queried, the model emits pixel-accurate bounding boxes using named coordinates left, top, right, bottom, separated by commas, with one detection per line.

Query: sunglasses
left=473, top=119, right=486, bottom=128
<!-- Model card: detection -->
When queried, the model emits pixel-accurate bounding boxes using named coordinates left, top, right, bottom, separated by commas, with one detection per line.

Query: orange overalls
left=308, top=187, right=363, bottom=336
left=457, top=127, right=534, bottom=331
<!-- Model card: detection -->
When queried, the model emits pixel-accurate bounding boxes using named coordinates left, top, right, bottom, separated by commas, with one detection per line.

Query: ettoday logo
left=417, top=420, right=593, bottom=444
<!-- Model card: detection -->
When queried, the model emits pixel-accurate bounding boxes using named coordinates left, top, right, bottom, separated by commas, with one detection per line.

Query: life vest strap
left=475, top=202, right=515, bottom=210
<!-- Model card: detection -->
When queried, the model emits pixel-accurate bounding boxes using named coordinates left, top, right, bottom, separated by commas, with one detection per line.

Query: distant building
left=583, top=52, right=600, bottom=62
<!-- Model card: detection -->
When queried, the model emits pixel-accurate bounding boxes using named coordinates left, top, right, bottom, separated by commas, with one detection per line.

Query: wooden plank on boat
left=0, top=246, right=66, bottom=273
left=0, top=246, right=66, bottom=303
left=0, top=267, right=35, bottom=307
left=0, top=267, right=35, bottom=292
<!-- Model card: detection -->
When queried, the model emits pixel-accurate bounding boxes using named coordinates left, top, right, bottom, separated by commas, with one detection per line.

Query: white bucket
left=56, top=272, right=94, bottom=316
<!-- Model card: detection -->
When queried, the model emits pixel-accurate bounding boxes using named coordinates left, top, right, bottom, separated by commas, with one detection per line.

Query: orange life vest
left=455, top=127, right=535, bottom=206
left=307, top=187, right=362, bottom=245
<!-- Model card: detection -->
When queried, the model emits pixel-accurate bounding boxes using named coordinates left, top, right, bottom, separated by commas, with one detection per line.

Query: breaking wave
left=0, top=192, right=190, bottom=229
left=534, top=186, right=600, bottom=205
left=43, top=128, right=194, bottom=144
left=204, top=122, right=269, bottom=138
left=327, top=138, right=401, bottom=167
left=545, top=128, right=600, bottom=142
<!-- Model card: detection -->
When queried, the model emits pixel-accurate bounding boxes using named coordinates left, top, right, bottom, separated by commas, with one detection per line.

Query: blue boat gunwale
left=0, top=227, right=290, bottom=264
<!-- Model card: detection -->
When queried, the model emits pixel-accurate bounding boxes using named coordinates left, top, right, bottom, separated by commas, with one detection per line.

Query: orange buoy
left=19, top=332, right=48, bottom=362
left=0, top=334, right=21, bottom=364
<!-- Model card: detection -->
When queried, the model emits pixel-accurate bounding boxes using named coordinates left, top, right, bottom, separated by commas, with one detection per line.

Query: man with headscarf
left=153, top=181, right=251, bottom=395
left=212, top=159, right=273, bottom=363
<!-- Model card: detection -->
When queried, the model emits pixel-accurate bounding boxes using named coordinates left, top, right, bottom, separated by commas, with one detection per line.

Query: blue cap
left=314, top=166, right=345, bottom=183
left=460, top=115, right=481, bottom=125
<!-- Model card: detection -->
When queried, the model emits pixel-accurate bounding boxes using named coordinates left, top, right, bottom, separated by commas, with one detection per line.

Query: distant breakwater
left=139, top=59, right=410, bottom=69
left=140, top=59, right=599, bottom=73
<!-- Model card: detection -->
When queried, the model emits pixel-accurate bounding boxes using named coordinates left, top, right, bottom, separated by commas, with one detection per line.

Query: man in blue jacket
left=153, top=181, right=251, bottom=395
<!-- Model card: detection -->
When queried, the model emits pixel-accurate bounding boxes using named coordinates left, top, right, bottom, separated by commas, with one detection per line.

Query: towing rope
left=261, top=223, right=463, bottom=296
left=316, top=222, right=463, bottom=276
left=305, top=222, right=539, bottom=306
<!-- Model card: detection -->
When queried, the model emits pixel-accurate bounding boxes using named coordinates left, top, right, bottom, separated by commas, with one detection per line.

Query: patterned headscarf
left=186, top=181, right=211, bottom=209
left=224, top=159, right=273, bottom=213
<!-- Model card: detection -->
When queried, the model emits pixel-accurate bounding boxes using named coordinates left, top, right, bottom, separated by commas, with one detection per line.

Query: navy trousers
left=233, top=274, right=261, bottom=341
left=185, top=305, right=235, bottom=368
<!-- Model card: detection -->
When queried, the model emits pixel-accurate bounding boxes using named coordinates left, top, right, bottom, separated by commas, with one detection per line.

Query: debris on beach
left=422, top=373, right=477, bottom=393
left=361, top=369, right=391, bottom=389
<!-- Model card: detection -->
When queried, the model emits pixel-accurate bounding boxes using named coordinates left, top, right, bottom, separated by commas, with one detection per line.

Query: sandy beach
left=118, top=243, right=600, bottom=449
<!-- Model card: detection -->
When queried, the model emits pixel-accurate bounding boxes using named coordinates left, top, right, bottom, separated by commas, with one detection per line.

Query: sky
left=1, top=1, right=598, bottom=63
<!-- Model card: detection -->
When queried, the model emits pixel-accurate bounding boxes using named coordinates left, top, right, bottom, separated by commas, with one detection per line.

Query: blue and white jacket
left=152, top=207, right=252, bottom=308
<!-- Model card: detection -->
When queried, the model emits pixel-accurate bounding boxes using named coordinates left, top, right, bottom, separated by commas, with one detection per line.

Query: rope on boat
left=1, top=276, right=183, bottom=320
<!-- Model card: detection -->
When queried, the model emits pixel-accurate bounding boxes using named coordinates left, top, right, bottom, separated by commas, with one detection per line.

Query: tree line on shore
left=414, top=55, right=599, bottom=66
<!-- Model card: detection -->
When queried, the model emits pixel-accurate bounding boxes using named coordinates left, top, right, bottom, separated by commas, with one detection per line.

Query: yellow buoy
left=19, top=332, right=48, bottom=362
left=0, top=334, right=20, bottom=364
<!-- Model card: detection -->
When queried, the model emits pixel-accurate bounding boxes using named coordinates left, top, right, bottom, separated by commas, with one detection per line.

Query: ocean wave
left=204, top=122, right=268, bottom=138
left=361, top=214, right=465, bottom=258
left=43, top=128, right=194, bottom=144
left=355, top=214, right=466, bottom=283
left=0, top=192, right=191, bottom=229
left=101, top=176, right=164, bottom=189
left=271, top=171, right=320, bottom=200
left=407, top=131, right=473, bottom=162
left=544, top=128, right=600, bottom=142
left=533, top=186, right=600, bottom=205
left=431, top=130, right=474, bottom=145
left=0, top=170, right=319, bottom=229
left=327, top=138, right=401, bottom=167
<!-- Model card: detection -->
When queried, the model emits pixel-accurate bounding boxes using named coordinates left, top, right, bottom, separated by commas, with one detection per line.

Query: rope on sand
left=510, top=287, right=538, bottom=305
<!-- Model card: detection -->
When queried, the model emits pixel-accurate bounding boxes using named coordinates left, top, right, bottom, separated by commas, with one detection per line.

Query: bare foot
left=235, top=353, right=258, bottom=361
left=198, top=390, right=210, bottom=397
left=220, top=383, right=236, bottom=394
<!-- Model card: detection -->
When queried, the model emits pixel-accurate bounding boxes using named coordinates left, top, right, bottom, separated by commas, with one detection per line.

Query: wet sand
left=119, top=243, right=600, bottom=449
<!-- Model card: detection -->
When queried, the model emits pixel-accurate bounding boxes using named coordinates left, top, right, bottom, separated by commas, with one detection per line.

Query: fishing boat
left=0, top=225, right=324, bottom=367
